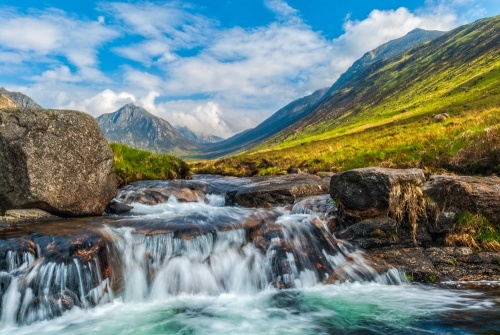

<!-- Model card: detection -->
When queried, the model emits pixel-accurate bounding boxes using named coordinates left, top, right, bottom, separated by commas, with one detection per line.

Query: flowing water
left=0, top=181, right=498, bottom=334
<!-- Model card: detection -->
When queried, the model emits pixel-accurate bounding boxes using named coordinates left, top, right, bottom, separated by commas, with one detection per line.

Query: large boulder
left=330, top=167, right=426, bottom=223
left=423, top=175, right=500, bottom=226
left=0, top=108, right=117, bottom=216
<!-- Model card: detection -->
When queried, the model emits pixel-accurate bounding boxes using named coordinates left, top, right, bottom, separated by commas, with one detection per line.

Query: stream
left=0, top=179, right=498, bottom=334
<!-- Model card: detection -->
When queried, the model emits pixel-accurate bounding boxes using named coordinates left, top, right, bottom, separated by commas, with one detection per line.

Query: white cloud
left=0, top=7, right=118, bottom=82
left=2, top=0, right=491, bottom=138
left=60, top=89, right=136, bottom=117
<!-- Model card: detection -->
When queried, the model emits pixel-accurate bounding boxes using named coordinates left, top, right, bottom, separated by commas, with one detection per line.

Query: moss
left=428, top=273, right=437, bottom=282
left=446, top=259, right=456, bottom=266
left=404, top=273, right=414, bottom=281
left=371, top=229, right=387, bottom=238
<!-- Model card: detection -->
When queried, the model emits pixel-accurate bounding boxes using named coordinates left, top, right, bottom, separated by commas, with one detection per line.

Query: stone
left=105, top=200, right=133, bottom=215
left=116, top=180, right=208, bottom=205
left=330, top=167, right=426, bottom=223
left=2, top=209, right=60, bottom=223
left=0, top=108, right=117, bottom=216
left=233, top=174, right=330, bottom=208
left=431, top=113, right=450, bottom=122
left=423, top=174, right=500, bottom=226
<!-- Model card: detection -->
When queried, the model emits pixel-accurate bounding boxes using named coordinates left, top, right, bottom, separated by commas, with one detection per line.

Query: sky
left=0, top=0, right=498, bottom=138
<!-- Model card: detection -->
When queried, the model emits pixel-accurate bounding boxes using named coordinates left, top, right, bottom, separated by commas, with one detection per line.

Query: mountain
left=193, top=87, right=328, bottom=158
left=262, top=16, right=499, bottom=146
left=194, top=16, right=499, bottom=176
left=325, top=28, right=445, bottom=96
left=192, top=28, right=444, bottom=159
left=96, top=103, right=199, bottom=155
left=0, top=88, right=43, bottom=109
left=176, top=126, right=224, bottom=144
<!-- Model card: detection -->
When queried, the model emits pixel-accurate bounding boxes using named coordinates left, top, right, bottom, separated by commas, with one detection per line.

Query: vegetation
left=111, top=143, right=190, bottom=185
left=192, top=17, right=500, bottom=177
left=445, top=211, right=500, bottom=252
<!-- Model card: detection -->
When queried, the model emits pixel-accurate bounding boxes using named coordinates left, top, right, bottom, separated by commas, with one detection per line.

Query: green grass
left=111, top=143, right=190, bottom=185
left=192, top=18, right=500, bottom=177
left=445, top=211, right=500, bottom=252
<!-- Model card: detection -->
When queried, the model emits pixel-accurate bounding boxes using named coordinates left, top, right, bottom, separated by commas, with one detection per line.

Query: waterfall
left=0, top=193, right=405, bottom=327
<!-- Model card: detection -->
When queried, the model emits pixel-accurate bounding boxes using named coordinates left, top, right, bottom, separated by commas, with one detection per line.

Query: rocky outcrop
left=329, top=168, right=500, bottom=282
left=1, top=209, right=60, bottom=223
left=330, top=167, right=426, bottom=223
left=0, top=108, right=117, bottom=216
left=423, top=174, right=500, bottom=226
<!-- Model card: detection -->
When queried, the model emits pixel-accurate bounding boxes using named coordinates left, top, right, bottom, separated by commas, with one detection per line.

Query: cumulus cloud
left=0, top=7, right=118, bottom=82
left=1, top=0, right=491, bottom=137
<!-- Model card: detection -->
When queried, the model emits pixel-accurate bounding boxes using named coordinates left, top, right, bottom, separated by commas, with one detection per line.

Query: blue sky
left=0, top=0, right=498, bottom=137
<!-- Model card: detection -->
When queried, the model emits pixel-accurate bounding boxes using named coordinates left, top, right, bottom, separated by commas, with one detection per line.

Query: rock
left=0, top=108, right=117, bottom=216
left=336, top=218, right=432, bottom=249
left=116, top=180, right=208, bottom=205
left=423, top=174, right=500, bottom=226
left=330, top=167, right=426, bottom=223
left=368, top=248, right=438, bottom=282
left=2, top=209, right=60, bottom=223
left=105, top=200, right=133, bottom=215
left=431, top=113, right=450, bottom=122
left=233, top=174, right=330, bottom=208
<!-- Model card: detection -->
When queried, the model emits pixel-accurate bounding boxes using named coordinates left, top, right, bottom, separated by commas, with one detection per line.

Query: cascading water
left=0, top=180, right=498, bottom=334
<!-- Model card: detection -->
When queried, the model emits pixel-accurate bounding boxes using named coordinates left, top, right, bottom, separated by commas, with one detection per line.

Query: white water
left=0, top=193, right=498, bottom=334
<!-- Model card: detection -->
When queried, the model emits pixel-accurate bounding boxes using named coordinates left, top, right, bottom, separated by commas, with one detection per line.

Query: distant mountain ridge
left=0, top=88, right=43, bottom=109
left=259, top=16, right=500, bottom=147
left=176, top=126, right=224, bottom=144
left=96, top=103, right=199, bottom=155
left=191, top=28, right=445, bottom=159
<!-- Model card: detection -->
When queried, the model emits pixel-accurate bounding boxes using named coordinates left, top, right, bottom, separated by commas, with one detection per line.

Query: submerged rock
left=0, top=108, right=117, bottom=216
left=116, top=180, right=208, bottom=205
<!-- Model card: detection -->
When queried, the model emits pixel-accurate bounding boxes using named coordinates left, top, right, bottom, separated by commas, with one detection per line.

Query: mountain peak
left=96, top=104, right=199, bottom=155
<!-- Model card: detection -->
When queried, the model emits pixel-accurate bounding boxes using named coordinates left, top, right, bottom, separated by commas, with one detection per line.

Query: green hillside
left=193, top=16, right=500, bottom=176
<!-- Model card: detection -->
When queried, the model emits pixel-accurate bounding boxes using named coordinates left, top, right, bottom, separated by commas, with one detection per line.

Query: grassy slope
left=193, top=16, right=500, bottom=177
left=111, top=143, right=190, bottom=185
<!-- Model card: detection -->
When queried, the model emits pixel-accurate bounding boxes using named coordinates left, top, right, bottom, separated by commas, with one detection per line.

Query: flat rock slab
left=1, top=209, right=60, bottom=223
left=230, top=174, right=330, bottom=208
left=116, top=180, right=208, bottom=205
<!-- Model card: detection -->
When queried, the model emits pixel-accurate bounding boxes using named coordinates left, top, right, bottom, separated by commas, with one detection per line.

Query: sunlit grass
left=111, top=143, right=190, bottom=185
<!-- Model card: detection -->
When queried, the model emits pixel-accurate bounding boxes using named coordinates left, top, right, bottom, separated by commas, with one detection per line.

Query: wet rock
left=105, top=200, right=133, bottom=215
left=233, top=174, right=330, bottom=208
left=0, top=108, right=117, bottom=216
left=336, top=218, right=432, bottom=249
left=2, top=209, right=60, bottom=223
left=423, top=174, right=500, bottom=226
left=368, top=248, right=438, bottom=282
left=116, top=180, right=208, bottom=205
left=330, top=167, right=426, bottom=223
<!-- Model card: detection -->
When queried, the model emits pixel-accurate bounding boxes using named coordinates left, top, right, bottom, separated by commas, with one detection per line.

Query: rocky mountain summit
left=0, top=87, right=43, bottom=109
left=96, top=103, right=199, bottom=155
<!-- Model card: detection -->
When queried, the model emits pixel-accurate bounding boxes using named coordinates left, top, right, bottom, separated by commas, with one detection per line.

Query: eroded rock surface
left=0, top=108, right=117, bottom=216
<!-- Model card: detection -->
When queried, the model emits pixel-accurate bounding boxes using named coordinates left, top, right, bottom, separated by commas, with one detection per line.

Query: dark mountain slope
left=191, top=87, right=328, bottom=159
